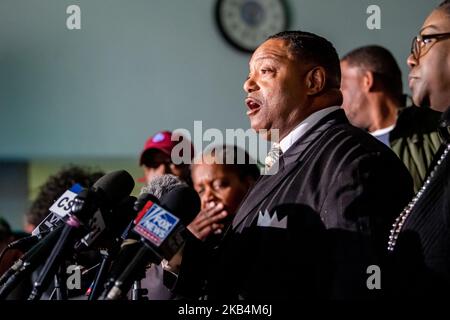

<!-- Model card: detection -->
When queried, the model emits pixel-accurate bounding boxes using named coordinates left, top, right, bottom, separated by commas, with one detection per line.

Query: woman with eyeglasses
left=387, top=0, right=450, bottom=299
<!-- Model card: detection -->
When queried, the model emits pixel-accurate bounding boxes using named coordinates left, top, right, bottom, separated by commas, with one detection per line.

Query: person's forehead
left=340, top=61, right=362, bottom=76
left=250, top=39, right=293, bottom=64
left=192, top=162, right=226, bottom=180
left=421, top=9, right=450, bottom=33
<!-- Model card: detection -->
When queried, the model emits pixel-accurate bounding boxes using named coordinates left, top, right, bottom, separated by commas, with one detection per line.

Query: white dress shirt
left=279, top=106, right=341, bottom=153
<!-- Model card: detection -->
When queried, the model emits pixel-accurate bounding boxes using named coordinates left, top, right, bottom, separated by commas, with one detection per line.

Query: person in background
left=139, top=130, right=193, bottom=186
left=341, top=45, right=442, bottom=191
left=143, top=145, right=260, bottom=299
left=388, top=0, right=450, bottom=298
left=188, top=145, right=260, bottom=243
left=24, top=166, right=104, bottom=233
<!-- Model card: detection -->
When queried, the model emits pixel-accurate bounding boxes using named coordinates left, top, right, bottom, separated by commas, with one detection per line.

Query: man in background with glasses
left=388, top=0, right=450, bottom=298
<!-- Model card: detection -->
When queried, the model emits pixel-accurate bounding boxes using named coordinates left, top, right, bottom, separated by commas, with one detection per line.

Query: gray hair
left=140, top=174, right=187, bottom=199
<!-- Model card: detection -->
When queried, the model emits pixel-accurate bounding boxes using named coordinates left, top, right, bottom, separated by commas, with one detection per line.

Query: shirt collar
left=370, top=124, right=396, bottom=137
left=279, top=106, right=341, bottom=153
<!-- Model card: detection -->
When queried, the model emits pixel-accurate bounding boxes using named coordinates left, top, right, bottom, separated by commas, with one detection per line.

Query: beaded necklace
left=388, top=142, right=450, bottom=251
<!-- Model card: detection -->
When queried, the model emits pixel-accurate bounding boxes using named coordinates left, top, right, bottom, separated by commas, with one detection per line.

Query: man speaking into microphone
left=175, top=31, right=414, bottom=300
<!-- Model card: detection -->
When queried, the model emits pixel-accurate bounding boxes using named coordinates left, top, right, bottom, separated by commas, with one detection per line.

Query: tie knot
left=265, top=143, right=282, bottom=173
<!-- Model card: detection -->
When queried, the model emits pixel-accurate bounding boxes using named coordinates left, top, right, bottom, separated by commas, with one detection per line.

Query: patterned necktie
left=265, top=142, right=282, bottom=173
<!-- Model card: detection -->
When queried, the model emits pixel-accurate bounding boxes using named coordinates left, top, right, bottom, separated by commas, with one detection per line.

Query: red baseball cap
left=138, top=130, right=195, bottom=183
left=139, top=131, right=175, bottom=165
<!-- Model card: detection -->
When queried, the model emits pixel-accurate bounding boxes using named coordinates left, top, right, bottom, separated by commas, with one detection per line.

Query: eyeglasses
left=411, top=32, right=450, bottom=60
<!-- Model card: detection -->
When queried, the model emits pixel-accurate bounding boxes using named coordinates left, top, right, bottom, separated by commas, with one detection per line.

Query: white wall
left=0, top=0, right=439, bottom=159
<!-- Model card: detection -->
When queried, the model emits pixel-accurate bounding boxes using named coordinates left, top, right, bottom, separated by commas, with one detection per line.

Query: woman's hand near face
left=187, top=202, right=228, bottom=241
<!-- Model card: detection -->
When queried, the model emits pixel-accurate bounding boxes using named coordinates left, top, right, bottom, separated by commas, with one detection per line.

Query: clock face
left=216, top=0, right=289, bottom=53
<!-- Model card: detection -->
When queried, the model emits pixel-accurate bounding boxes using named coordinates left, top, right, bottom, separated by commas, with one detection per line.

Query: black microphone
left=85, top=193, right=159, bottom=300
left=3, top=183, right=84, bottom=255
left=136, top=184, right=200, bottom=259
left=105, top=184, right=200, bottom=300
left=4, top=232, right=49, bottom=253
left=31, top=184, right=84, bottom=237
left=98, top=199, right=172, bottom=298
left=0, top=183, right=84, bottom=298
left=73, top=195, right=141, bottom=253
left=27, top=170, right=134, bottom=300
left=98, top=175, right=185, bottom=299
left=119, top=193, right=160, bottom=242
left=75, top=195, right=144, bottom=300
left=0, top=184, right=82, bottom=294
left=0, top=226, right=64, bottom=299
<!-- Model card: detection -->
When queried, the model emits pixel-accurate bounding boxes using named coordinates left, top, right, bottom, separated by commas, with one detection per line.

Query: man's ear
left=362, top=70, right=375, bottom=92
left=305, top=66, right=326, bottom=95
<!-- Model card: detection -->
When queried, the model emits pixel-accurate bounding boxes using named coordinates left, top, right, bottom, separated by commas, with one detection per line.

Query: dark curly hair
left=26, top=166, right=104, bottom=228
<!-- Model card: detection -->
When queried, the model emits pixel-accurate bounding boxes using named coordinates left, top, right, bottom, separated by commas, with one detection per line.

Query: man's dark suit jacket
left=176, top=109, right=414, bottom=300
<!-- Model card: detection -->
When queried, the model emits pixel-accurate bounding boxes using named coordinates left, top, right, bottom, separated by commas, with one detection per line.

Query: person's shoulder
left=307, top=108, right=398, bottom=161
left=330, top=120, right=392, bottom=154
left=395, top=106, right=442, bottom=134
left=399, top=105, right=442, bottom=120
left=314, top=122, right=402, bottom=175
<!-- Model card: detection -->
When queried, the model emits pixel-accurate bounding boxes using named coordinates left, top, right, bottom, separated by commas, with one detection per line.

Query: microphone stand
left=52, top=265, right=67, bottom=300
left=87, top=249, right=111, bottom=300
left=105, top=246, right=156, bottom=300
left=28, top=224, right=79, bottom=300
left=28, top=190, right=96, bottom=301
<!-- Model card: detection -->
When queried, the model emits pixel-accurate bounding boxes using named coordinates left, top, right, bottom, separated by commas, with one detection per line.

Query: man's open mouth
left=245, top=98, right=261, bottom=115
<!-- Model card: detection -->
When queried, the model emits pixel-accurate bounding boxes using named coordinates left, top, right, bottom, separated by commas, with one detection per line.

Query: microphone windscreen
left=159, top=184, right=201, bottom=225
left=140, top=174, right=186, bottom=199
left=134, top=193, right=159, bottom=212
left=93, top=170, right=135, bottom=205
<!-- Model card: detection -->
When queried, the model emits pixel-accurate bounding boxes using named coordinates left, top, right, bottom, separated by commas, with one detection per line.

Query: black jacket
left=390, top=108, right=450, bottom=298
left=176, top=109, right=414, bottom=300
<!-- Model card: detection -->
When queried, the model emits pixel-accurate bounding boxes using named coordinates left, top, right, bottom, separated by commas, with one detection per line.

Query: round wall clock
left=215, top=0, right=289, bottom=53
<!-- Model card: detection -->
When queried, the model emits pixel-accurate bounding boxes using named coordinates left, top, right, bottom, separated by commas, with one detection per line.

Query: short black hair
left=194, top=145, right=261, bottom=182
left=268, top=30, right=341, bottom=90
left=342, top=45, right=404, bottom=105
left=438, top=0, right=450, bottom=12
left=26, top=166, right=104, bottom=227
